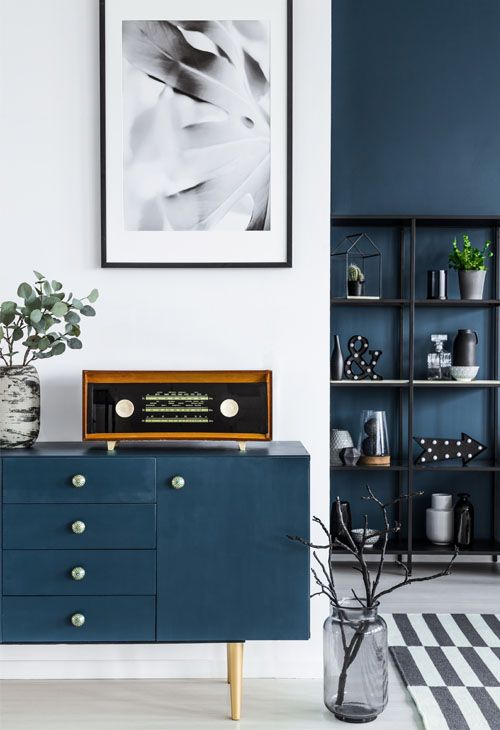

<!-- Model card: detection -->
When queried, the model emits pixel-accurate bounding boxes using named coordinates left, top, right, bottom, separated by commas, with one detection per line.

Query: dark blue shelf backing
left=332, top=0, right=500, bottom=216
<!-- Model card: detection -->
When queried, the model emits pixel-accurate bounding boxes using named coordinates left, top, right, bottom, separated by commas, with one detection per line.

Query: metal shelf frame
left=330, top=215, right=500, bottom=566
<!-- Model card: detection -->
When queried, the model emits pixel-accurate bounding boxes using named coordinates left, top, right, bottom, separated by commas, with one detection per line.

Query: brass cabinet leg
left=226, top=643, right=231, bottom=684
left=228, top=642, right=244, bottom=720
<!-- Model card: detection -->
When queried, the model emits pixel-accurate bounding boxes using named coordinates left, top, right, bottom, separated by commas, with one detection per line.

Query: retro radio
left=82, top=370, right=272, bottom=450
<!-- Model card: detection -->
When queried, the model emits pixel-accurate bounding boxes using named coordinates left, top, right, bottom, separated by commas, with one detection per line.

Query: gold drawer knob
left=72, top=474, right=86, bottom=488
left=71, top=520, right=86, bottom=534
left=71, top=566, right=86, bottom=581
left=71, top=613, right=85, bottom=628
left=171, top=475, right=185, bottom=490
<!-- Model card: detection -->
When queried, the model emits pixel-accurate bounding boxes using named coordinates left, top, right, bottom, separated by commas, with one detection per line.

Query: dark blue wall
left=332, top=0, right=500, bottom=215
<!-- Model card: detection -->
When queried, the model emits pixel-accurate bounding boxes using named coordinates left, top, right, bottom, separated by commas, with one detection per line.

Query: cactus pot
left=0, top=366, right=40, bottom=448
left=348, top=281, right=363, bottom=297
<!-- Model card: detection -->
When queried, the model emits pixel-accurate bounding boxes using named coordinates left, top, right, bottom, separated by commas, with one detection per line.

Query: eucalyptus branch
left=0, top=273, right=99, bottom=368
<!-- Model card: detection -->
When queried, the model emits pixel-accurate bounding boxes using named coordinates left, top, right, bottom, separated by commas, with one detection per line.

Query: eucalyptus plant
left=0, top=272, right=98, bottom=368
left=449, top=234, right=493, bottom=271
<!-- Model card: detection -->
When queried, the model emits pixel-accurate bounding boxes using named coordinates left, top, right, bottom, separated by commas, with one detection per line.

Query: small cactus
left=348, top=264, right=365, bottom=283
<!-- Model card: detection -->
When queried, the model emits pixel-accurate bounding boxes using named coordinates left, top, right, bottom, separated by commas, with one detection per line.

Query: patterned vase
left=0, top=366, right=40, bottom=448
left=330, top=429, right=354, bottom=465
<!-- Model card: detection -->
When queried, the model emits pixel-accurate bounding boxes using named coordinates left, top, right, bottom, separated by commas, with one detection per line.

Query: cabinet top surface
left=0, top=441, right=309, bottom=458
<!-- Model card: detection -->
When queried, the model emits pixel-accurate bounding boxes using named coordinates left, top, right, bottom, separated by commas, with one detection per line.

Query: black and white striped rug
left=385, top=614, right=500, bottom=729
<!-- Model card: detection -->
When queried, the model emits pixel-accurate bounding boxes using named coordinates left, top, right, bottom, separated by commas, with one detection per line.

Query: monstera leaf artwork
left=122, top=20, right=271, bottom=232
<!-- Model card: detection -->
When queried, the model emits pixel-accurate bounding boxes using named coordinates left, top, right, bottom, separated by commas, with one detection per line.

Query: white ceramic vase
left=0, top=366, right=40, bottom=448
left=426, top=493, right=453, bottom=545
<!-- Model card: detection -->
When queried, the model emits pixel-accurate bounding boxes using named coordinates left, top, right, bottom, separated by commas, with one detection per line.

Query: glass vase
left=357, top=410, right=390, bottom=466
left=323, top=599, right=388, bottom=723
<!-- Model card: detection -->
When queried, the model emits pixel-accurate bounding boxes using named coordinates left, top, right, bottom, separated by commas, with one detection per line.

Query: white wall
left=0, top=0, right=331, bottom=679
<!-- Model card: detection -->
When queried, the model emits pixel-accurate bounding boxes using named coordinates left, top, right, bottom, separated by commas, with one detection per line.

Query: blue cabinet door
left=156, top=455, right=310, bottom=642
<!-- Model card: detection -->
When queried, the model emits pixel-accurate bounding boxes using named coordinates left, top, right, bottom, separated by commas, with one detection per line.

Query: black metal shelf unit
left=330, top=215, right=500, bottom=566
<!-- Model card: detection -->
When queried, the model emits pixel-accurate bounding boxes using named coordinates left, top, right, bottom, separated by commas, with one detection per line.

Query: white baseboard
left=0, top=640, right=323, bottom=680
left=0, top=659, right=322, bottom=680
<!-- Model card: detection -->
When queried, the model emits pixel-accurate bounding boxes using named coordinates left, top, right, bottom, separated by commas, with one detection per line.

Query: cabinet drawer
left=2, top=596, right=155, bottom=642
left=3, top=505, right=156, bottom=549
left=3, top=550, right=156, bottom=596
left=2, top=458, right=155, bottom=503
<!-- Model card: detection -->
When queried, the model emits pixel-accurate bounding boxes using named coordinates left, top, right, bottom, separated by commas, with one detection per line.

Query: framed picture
left=100, top=0, right=292, bottom=268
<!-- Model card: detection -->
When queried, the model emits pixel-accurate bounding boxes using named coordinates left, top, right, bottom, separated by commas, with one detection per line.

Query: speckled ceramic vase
left=0, top=366, right=40, bottom=448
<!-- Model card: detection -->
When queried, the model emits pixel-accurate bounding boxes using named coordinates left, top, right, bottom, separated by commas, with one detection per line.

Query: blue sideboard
left=0, top=441, right=310, bottom=720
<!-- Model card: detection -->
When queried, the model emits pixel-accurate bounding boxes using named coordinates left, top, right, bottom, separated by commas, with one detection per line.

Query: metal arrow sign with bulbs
left=414, top=433, right=487, bottom=466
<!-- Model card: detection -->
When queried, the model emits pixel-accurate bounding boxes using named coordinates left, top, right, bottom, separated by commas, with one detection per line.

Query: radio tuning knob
left=171, top=476, right=185, bottom=490
left=220, top=398, right=239, bottom=418
left=115, top=399, right=135, bottom=418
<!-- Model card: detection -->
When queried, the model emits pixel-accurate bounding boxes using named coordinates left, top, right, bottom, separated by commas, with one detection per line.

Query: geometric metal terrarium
left=331, top=232, right=382, bottom=299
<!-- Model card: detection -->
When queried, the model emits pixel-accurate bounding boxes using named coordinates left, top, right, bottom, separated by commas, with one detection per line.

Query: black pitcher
left=330, top=500, right=352, bottom=542
left=454, top=493, right=474, bottom=547
left=452, top=329, right=479, bottom=366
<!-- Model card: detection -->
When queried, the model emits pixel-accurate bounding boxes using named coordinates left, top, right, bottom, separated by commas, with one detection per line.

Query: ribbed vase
left=0, top=366, right=40, bottom=448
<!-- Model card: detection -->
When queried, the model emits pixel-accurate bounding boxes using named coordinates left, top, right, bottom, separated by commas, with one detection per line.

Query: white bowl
left=350, top=528, right=380, bottom=549
left=450, top=366, right=479, bottom=382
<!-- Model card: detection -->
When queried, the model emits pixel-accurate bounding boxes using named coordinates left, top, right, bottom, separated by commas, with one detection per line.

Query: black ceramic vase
left=452, top=329, right=478, bottom=366
left=330, top=500, right=352, bottom=542
left=454, top=493, right=474, bottom=547
left=330, top=336, right=343, bottom=381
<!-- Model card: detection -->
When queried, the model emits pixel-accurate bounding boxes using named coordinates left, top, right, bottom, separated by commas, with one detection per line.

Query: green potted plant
left=448, top=234, right=493, bottom=300
left=0, top=272, right=98, bottom=448
left=347, top=264, right=365, bottom=297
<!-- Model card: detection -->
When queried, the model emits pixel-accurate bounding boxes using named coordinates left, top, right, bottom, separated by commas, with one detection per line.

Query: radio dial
left=220, top=399, right=239, bottom=418
left=115, top=399, right=135, bottom=418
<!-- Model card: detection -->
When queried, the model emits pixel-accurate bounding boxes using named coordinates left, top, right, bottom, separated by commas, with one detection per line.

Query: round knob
left=71, top=613, right=85, bottom=627
left=71, top=520, right=86, bottom=534
left=72, top=474, right=86, bottom=488
left=171, top=475, right=185, bottom=490
left=71, top=566, right=86, bottom=581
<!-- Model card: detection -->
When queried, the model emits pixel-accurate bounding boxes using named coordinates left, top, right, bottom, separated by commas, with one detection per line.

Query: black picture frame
left=99, top=0, right=293, bottom=268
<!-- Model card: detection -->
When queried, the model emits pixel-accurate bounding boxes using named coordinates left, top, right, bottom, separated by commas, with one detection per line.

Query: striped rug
left=385, top=614, right=500, bottom=730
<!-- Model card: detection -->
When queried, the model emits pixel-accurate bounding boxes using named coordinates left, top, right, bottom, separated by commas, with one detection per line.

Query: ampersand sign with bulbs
left=343, top=335, right=383, bottom=381
left=414, top=433, right=486, bottom=466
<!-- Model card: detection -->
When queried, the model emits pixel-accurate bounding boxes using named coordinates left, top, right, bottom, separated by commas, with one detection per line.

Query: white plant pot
left=458, top=270, right=486, bottom=300
left=426, top=493, right=453, bottom=545
left=0, top=366, right=40, bottom=448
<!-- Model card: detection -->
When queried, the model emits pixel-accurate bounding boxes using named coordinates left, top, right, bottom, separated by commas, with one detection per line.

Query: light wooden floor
left=0, top=676, right=419, bottom=729
left=0, top=563, right=498, bottom=730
